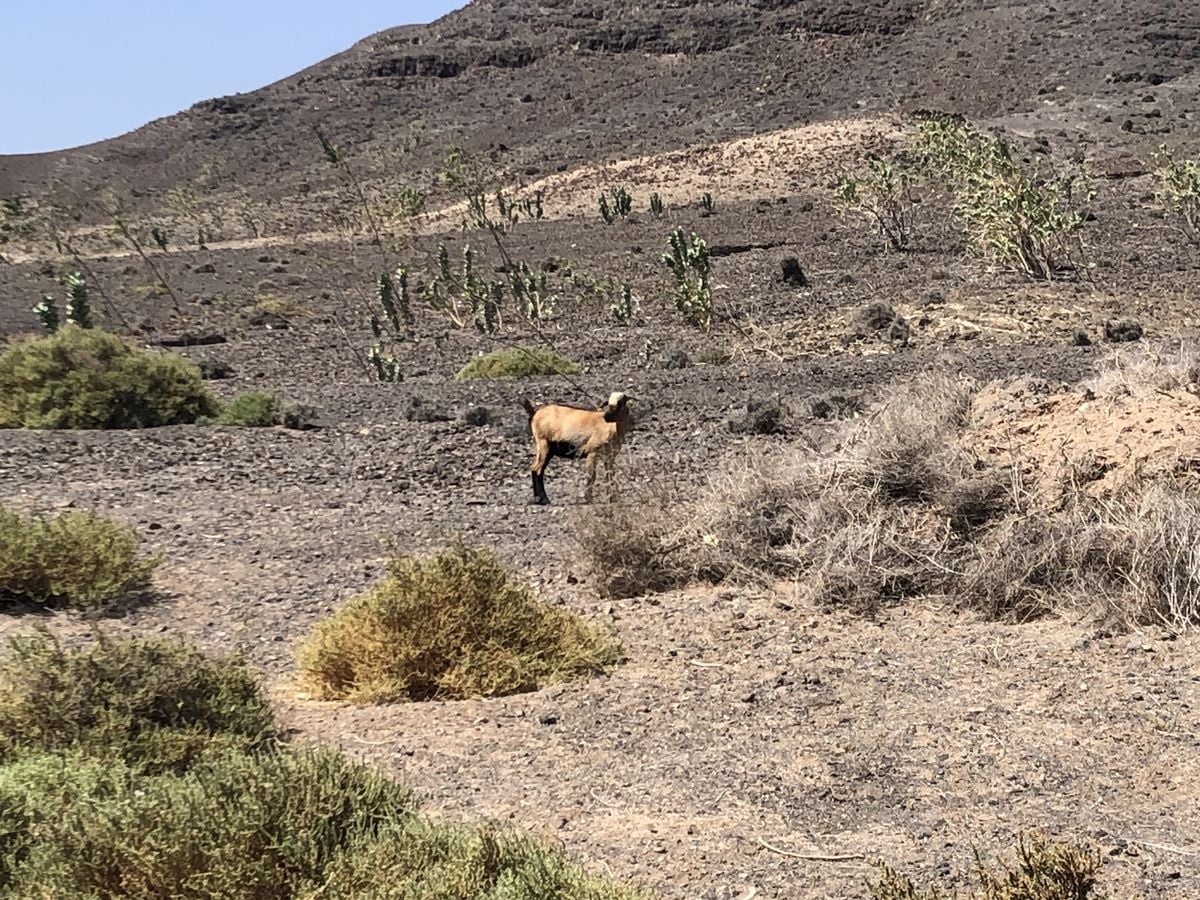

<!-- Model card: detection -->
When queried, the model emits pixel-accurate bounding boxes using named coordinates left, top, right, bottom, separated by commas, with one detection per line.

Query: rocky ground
left=3, top=0, right=1200, bottom=895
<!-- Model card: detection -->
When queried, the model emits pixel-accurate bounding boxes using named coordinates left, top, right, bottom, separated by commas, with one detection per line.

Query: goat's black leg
left=531, top=471, right=550, bottom=505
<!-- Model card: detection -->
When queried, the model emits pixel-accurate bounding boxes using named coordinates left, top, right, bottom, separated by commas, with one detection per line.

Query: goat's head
left=602, top=391, right=634, bottom=423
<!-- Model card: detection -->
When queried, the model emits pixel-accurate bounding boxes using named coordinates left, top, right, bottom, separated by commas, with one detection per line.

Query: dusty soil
left=3, top=0, right=1200, bottom=896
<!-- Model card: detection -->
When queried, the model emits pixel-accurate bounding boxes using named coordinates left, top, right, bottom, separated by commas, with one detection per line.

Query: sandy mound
left=963, top=375, right=1200, bottom=504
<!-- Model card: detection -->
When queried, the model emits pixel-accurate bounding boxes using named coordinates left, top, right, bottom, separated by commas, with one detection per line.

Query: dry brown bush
left=1084, top=340, right=1200, bottom=399
left=575, top=367, right=1200, bottom=631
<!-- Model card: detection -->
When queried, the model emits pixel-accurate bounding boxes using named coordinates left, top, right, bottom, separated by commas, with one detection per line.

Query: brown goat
left=522, top=391, right=634, bottom=505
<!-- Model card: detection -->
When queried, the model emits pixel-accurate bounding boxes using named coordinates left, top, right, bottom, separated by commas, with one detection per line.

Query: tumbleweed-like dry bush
left=298, top=538, right=623, bottom=702
left=576, top=361, right=1200, bottom=630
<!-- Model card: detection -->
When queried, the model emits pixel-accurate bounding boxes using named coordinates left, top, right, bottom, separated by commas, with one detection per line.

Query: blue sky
left=1, top=1, right=465, bottom=155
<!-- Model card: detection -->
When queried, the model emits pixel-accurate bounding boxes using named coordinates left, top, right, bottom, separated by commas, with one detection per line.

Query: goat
left=522, top=391, right=634, bottom=505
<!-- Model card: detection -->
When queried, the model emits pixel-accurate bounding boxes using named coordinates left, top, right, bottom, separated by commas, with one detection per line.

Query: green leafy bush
left=298, top=539, right=622, bottom=702
left=1153, top=144, right=1200, bottom=242
left=662, top=228, right=713, bottom=330
left=0, top=325, right=217, bottom=429
left=0, top=746, right=416, bottom=898
left=0, top=632, right=647, bottom=898
left=214, top=390, right=280, bottom=426
left=835, top=152, right=919, bottom=250
left=914, top=114, right=1092, bottom=280
left=0, top=633, right=278, bottom=771
left=0, top=506, right=161, bottom=610
left=455, top=347, right=581, bottom=380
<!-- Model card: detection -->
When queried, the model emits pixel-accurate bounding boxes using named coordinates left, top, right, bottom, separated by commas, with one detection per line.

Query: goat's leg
left=603, top=453, right=617, bottom=502
left=584, top=454, right=598, bottom=504
left=530, top=441, right=551, bottom=505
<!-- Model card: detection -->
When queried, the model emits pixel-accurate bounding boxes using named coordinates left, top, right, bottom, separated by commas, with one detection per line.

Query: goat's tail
left=521, top=399, right=537, bottom=420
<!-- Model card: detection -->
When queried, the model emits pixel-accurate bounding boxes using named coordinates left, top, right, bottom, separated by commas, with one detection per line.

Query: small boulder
left=780, top=257, right=808, bottom=287
left=728, top=398, right=788, bottom=436
left=1103, top=319, right=1143, bottom=343
left=404, top=397, right=453, bottom=423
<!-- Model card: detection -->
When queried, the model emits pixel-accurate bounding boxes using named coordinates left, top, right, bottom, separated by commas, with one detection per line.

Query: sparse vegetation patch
left=455, top=346, right=581, bottom=380
left=0, top=325, right=217, bottom=429
left=868, top=832, right=1105, bottom=900
left=0, top=507, right=161, bottom=611
left=298, top=540, right=622, bottom=702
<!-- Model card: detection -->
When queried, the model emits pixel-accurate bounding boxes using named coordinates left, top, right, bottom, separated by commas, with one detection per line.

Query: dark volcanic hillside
left=2, top=0, right=1197, bottom=210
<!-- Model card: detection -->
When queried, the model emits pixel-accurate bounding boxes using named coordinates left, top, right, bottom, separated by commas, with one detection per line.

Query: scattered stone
left=194, top=262, right=216, bottom=274
left=780, top=256, right=808, bottom=287
left=1071, top=328, right=1092, bottom=346
left=811, top=393, right=863, bottom=420
left=661, top=348, right=692, bottom=370
left=280, top=402, right=319, bottom=430
left=404, top=396, right=453, bottom=423
left=727, top=398, right=788, bottom=435
left=197, top=358, right=234, bottom=380
left=156, top=331, right=227, bottom=347
left=246, top=309, right=289, bottom=329
left=458, top=405, right=492, bottom=427
left=1103, top=319, right=1143, bottom=343
left=845, top=301, right=909, bottom=346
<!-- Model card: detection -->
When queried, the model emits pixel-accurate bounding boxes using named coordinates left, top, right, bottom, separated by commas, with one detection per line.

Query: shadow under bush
left=0, top=325, right=217, bottom=429
left=0, top=506, right=161, bottom=611
left=298, top=539, right=623, bottom=702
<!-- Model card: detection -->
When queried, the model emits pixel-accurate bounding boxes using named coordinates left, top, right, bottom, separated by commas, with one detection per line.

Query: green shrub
left=835, top=152, right=919, bottom=250
left=314, top=819, right=653, bottom=900
left=214, top=390, right=280, bottom=426
left=298, top=539, right=622, bottom=702
left=0, top=506, right=161, bottom=610
left=868, top=832, right=1104, bottom=900
left=914, top=114, right=1092, bottom=280
left=0, top=633, right=278, bottom=771
left=662, top=228, right=712, bottom=330
left=455, top=347, right=581, bottom=380
left=0, top=325, right=217, bottom=428
left=0, top=746, right=417, bottom=899
left=1153, top=144, right=1200, bottom=242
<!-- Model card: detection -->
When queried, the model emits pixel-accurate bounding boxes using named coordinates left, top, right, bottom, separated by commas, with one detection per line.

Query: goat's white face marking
left=607, top=391, right=628, bottom=408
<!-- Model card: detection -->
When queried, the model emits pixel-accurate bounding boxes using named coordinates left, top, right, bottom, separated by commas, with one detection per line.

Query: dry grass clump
left=958, top=480, right=1200, bottom=631
left=298, top=539, right=622, bottom=701
left=868, top=832, right=1105, bottom=900
left=0, top=505, right=161, bottom=611
left=571, top=483, right=694, bottom=599
left=575, top=367, right=1200, bottom=630
left=573, top=372, right=984, bottom=612
left=1084, top=340, right=1200, bottom=399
